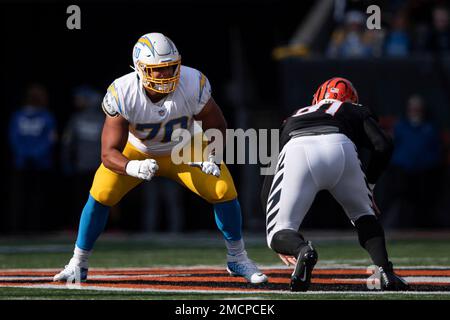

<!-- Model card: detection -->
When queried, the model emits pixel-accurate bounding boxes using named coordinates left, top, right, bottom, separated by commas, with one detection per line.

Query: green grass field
left=1, top=231, right=450, bottom=300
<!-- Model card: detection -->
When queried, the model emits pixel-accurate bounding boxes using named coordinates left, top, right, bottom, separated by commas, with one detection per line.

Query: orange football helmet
left=312, top=77, right=358, bottom=105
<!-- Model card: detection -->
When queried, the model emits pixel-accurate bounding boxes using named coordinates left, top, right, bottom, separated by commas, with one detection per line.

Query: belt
left=289, top=126, right=340, bottom=138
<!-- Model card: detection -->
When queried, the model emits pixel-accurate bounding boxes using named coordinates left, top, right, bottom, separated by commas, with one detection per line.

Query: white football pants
left=266, top=133, right=375, bottom=247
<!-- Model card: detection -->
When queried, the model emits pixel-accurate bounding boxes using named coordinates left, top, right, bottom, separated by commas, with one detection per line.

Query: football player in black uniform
left=262, top=77, right=409, bottom=292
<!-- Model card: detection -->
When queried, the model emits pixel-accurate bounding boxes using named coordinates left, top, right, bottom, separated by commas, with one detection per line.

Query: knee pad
left=354, top=215, right=385, bottom=248
left=207, top=180, right=238, bottom=204
left=270, top=229, right=305, bottom=256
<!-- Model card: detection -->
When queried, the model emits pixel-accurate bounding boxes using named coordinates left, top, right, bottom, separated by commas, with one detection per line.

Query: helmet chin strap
left=133, top=64, right=153, bottom=92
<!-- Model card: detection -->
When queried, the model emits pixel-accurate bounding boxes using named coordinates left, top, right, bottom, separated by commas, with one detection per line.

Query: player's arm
left=363, top=116, right=394, bottom=184
left=101, top=115, right=159, bottom=180
left=193, top=96, right=227, bottom=142
left=188, top=97, right=227, bottom=177
left=100, top=115, right=130, bottom=175
left=190, top=97, right=227, bottom=174
left=100, top=82, right=158, bottom=180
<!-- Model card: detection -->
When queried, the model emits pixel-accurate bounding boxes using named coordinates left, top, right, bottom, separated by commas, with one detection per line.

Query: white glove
left=188, top=155, right=221, bottom=177
left=125, top=159, right=159, bottom=181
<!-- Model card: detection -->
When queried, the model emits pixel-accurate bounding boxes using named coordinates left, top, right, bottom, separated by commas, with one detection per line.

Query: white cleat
left=53, top=260, right=88, bottom=282
left=227, top=253, right=268, bottom=284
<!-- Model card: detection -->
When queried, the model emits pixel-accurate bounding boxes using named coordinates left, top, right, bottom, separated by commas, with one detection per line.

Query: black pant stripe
left=266, top=208, right=279, bottom=226
left=267, top=188, right=282, bottom=214
left=277, top=153, right=286, bottom=169
left=268, top=173, right=284, bottom=199
left=267, top=222, right=276, bottom=235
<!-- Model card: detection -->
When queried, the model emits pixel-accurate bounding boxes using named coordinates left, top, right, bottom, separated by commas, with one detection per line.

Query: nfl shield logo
left=159, top=109, right=166, bottom=116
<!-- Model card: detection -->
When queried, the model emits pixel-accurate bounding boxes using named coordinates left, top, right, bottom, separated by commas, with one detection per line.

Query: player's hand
left=125, top=159, right=159, bottom=181
left=188, top=155, right=220, bottom=177
left=278, top=254, right=297, bottom=266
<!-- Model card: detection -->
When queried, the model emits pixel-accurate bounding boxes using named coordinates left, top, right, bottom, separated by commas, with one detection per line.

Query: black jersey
left=280, top=100, right=376, bottom=150
left=261, top=100, right=394, bottom=212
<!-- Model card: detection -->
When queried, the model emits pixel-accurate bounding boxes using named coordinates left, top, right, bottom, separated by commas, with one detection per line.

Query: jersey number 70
left=135, top=116, right=189, bottom=142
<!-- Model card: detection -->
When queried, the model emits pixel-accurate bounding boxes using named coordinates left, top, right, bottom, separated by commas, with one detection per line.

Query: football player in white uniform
left=54, top=33, right=267, bottom=284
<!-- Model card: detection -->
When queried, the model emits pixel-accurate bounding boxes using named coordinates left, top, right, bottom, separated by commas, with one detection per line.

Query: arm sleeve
left=363, top=116, right=394, bottom=184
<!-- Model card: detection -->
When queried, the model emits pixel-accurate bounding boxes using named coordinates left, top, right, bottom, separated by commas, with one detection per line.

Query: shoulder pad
left=102, top=83, right=122, bottom=117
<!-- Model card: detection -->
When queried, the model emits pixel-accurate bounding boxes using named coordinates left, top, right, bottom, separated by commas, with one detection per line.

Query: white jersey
left=101, top=65, right=212, bottom=156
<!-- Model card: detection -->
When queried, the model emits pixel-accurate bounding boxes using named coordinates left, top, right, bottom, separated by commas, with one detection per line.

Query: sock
left=225, top=239, right=245, bottom=257
left=70, top=246, right=91, bottom=268
left=213, top=199, right=242, bottom=241
left=355, top=215, right=390, bottom=269
left=75, top=194, right=110, bottom=251
left=364, top=236, right=390, bottom=269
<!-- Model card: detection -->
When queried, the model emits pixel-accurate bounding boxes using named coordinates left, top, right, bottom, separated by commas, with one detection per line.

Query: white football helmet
left=132, top=33, right=181, bottom=94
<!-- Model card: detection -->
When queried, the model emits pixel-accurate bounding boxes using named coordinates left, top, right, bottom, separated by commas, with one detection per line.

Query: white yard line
left=1, top=265, right=450, bottom=272
left=2, top=275, right=449, bottom=284
left=404, top=276, right=450, bottom=283
left=1, top=284, right=450, bottom=295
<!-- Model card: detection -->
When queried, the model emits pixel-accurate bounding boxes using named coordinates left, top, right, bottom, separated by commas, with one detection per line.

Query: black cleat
left=379, top=262, right=409, bottom=291
left=290, top=241, right=318, bottom=292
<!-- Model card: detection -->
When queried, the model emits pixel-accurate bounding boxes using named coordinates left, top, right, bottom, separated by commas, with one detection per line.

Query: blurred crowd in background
left=326, top=0, right=450, bottom=58
left=2, top=0, right=450, bottom=234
